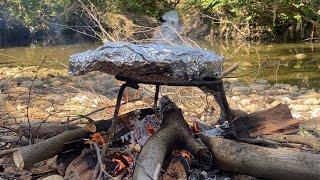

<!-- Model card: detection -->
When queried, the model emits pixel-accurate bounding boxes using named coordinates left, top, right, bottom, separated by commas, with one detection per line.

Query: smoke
left=153, top=10, right=184, bottom=45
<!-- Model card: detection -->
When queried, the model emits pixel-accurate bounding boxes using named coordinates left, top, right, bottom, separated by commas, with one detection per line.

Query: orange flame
left=174, top=150, right=191, bottom=160
left=112, top=158, right=126, bottom=175
left=192, top=122, right=200, bottom=133
left=91, top=132, right=106, bottom=145
left=111, top=154, right=134, bottom=175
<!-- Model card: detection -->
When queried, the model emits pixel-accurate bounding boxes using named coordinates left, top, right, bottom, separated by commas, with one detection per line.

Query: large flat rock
left=69, top=42, right=224, bottom=81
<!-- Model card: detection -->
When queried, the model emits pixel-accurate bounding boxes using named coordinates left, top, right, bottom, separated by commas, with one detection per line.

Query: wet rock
left=231, top=86, right=250, bottom=94
left=289, top=104, right=310, bottom=112
left=21, top=79, right=44, bottom=88
left=303, top=98, right=320, bottom=105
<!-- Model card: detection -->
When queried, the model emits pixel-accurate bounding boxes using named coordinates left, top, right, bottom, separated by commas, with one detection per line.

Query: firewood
left=234, top=104, right=300, bottom=137
left=12, top=108, right=154, bottom=170
left=133, top=96, right=211, bottom=180
left=200, top=134, right=320, bottom=180
left=12, top=118, right=113, bottom=170
left=19, top=122, right=79, bottom=139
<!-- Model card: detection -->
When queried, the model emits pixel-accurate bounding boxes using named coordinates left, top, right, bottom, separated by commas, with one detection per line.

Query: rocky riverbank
left=0, top=67, right=319, bottom=127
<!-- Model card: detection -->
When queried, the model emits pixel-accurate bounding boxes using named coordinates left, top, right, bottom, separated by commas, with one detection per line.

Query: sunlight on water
left=0, top=41, right=319, bottom=89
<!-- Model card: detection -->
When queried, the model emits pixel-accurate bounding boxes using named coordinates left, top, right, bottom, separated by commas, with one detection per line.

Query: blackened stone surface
left=69, top=41, right=224, bottom=81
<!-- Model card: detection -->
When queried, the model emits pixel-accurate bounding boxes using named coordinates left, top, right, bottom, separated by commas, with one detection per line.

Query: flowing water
left=0, top=41, right=319, bottom=89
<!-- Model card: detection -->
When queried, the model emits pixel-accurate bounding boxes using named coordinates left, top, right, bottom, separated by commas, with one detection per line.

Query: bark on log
left=234, top=104, right=300, bottom=137
left=19, top=122, right=79, bottom=139
left=200, top=134, right=320, bottom=180
left=133, top=96, right=211, bottom=180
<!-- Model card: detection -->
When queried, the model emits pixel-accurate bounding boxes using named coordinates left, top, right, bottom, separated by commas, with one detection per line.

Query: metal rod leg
left=114, top=83, right=129, bottom=118
left=208, top=81, right=233, bottom=122
left=154, top=85, right=160, bottom=106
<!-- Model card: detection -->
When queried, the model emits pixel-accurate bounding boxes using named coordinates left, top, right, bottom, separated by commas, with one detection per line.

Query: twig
left=26, top=57, right=47, bottom=144
left=0, top=125, right=16, bottom=132
left=0, top=148, right=19, bottom=157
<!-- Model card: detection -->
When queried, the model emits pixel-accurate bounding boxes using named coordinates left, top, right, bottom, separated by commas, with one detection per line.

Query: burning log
left=133, top=96, right=212, bottom=180
left=200, top=135, right=320, bottom=180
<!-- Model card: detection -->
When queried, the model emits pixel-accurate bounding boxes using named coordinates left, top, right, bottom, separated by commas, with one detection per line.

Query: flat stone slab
left=69, top=42, right=224, bottom=81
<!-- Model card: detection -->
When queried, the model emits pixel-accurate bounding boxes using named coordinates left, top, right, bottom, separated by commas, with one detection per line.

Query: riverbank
left=0, top=67, right=319, bottom=127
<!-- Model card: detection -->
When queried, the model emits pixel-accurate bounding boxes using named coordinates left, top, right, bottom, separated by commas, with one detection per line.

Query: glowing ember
left=90, top=132, right=106, bottom=145
left=174, top=150, right=192, bottom=160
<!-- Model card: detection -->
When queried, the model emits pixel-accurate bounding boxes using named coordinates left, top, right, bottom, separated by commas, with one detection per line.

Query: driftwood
left=133, top=96, right=211, bottom=180
left=200, top=135, right=320, bottom=180
left=234, top=104, right=300, bottom=137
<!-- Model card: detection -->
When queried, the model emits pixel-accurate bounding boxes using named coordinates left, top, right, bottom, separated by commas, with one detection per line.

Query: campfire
left=1, top=10, right=320, bottom=180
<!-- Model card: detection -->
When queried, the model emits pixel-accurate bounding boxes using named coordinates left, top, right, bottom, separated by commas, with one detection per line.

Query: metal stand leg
left=154, top=85, right=160, bottom=106
left=114, top=81, right=139, bottom=118
left=208, top=80, right=233, bottom=122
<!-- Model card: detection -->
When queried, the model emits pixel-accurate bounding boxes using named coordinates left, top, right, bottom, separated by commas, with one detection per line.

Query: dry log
left=261, top=134, right=320, bottom=151
left=200, top=135, right=320, bottom=180
left=19, top=122, right=78, bottom=139
left=13, top=128, right=88, bottom=170
left=133, top=96, right=211, bottom=180
left=234, top=104, right=300, bottom=137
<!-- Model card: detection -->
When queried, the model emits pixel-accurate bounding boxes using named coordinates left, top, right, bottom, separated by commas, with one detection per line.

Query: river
left=0, top=41, right=319, bottom=89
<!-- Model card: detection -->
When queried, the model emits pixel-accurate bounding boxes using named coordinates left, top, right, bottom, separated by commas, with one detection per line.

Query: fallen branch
left=200, top=135, right=320, bottom=180
left=261, top=134, right=320, bottom=151
left=133, top=96, right=211, bottom=180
